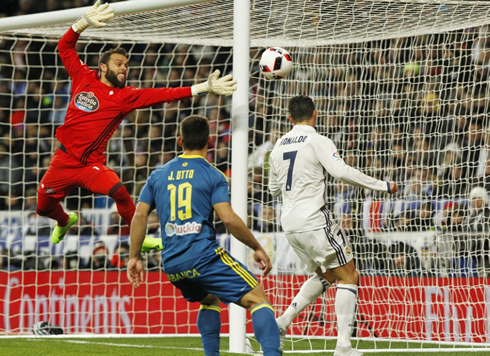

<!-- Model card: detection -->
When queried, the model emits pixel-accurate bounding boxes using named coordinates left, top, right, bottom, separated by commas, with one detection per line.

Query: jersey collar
left=179, top=154, right=208, bottom=162
left=292, top=124, right=317, bottom=133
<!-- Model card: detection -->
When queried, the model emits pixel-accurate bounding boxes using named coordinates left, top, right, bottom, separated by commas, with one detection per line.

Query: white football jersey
left=269, top=124, right=388, bottom=233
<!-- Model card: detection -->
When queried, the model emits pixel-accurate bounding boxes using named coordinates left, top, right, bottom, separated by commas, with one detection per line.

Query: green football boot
left=141, top=236, right=163, bottom=253
left=51, top=212, right=78, bottom=244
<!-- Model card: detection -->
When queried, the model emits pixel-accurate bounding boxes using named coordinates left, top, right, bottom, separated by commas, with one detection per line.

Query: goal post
left=229, top=0, right=250, bottom=352
left=2, top=0, right=490, bottom=354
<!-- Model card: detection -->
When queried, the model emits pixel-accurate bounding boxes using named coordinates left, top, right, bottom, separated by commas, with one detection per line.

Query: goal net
left=2, top=0, right=490, bottom=353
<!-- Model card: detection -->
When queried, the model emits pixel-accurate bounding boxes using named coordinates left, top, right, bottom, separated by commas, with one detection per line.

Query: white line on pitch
left=60, top=339, right=203, bottom=351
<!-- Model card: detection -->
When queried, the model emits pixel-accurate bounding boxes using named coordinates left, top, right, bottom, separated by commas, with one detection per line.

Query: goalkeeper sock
left=335, top=284, right=358, bottom=349
left=110, top=183, right=136, bottom=227
left=251, top=303, right=281, bottom=356
left=90, top=174, right=136, bottom=227
left=280, top=275, right=331, bottom=327
left=197, top=305, right=221, bottom=356
left=36, top=195, right=69, bottom=227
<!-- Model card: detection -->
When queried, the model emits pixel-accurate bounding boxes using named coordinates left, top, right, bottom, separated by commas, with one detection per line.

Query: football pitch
left=0, top=337, right=488, bottom=355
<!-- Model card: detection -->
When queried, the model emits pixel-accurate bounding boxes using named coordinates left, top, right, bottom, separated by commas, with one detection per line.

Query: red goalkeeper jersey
left=56, top=28, right=192, bottom=165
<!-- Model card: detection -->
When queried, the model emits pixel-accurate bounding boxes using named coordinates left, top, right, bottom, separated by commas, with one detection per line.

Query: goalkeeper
left=36, top=1, right=237, bottom=247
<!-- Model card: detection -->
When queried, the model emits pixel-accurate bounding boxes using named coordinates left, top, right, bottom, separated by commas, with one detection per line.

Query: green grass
left=0, top=337, right=488, bottom=355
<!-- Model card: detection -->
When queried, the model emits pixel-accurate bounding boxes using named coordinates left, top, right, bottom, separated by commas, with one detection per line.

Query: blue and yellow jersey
left=138, top=155, right=230, bottom=267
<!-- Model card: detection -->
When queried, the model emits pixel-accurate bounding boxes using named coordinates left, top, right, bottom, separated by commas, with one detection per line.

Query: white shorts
left=285, top=222, right=353, bottom=273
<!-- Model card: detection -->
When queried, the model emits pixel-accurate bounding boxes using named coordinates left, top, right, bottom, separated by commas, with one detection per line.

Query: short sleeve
left=211, top=174, right=230, bottom=206
left=138, top=180, right=156, bottom=209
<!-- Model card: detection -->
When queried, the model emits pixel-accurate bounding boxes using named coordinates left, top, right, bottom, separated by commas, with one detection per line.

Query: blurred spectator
left=24, top=211, right=51, bottom=236
left=437, top=142, right=462, bottom=179
left=48, top=96, right=68, bottom=125
left=0, top=144, right=22, bottom=197
left=215, top=139, right=230, bottom=175
left=467, top=186, right=490, bottom=232
left=146, top=249, right=163, bottom=271
left=433, top=158, right=470, bottom=198
left=110, top=242, right=130, bottom=269
left=0, top=247, right=15, bottom=271
left=83, top=241, right=111, bottom=270
left=253, top=204, right=278, bottom=233
left=466, top=187, right=490, bottom=274
left=60, top=250, right=83, bottom=270
left=24, top=187, right=38, bottom=211
left=392, top=209, right=418, bottom=232
left=461, top=118, right=484, bottom=177
left=67, top=213, right=98, bottom=236
left=248, top=128, right=281, bottom=170
left=403, top=167, right=433, bottom=198
left=413, top=201, right=436, bottom=230
left=107, top=211, right=130, bottom=236
left=388, top=241, right=422, bottom=277
left=444, top=203, right=477, bottom=277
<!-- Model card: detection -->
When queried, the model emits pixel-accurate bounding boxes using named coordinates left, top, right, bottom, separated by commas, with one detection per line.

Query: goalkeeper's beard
left=106, top=68, right=126, bottom=88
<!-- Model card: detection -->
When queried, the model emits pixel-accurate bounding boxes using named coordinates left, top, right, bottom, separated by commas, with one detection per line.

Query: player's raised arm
left=72, top=0, right=114, bottom=34
left=58, top=1, right=114, bottom=81
left=213, top=202, right=272, bottom=275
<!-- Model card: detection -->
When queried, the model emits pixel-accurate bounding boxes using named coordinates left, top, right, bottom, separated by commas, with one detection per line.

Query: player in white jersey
left=269, top=95, right=398, bottom=356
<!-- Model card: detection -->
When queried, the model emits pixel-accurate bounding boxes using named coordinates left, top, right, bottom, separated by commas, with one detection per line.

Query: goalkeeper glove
left=192, top=70, right=237, bottom=96
left=72, top=0, right=115, bottom=34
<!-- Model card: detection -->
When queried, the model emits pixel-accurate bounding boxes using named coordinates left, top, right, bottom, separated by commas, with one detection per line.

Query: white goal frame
left=4, top=0, right=490, bottom=354
left=0, top=0, right=251, bottom=353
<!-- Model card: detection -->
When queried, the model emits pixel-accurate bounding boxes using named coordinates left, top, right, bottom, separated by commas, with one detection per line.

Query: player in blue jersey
left=127, top=115, right=281, bottom=355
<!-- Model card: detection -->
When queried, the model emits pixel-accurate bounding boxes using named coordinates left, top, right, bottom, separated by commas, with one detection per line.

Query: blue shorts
left=164, top=247, right=258, bottom=304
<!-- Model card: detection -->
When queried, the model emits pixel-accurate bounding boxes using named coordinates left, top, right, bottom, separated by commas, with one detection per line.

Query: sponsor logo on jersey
left=332, top=151, right=341, bottom=160
left=74, top=92, right=100, bottom=112
left=165, top=221, right=202, bottom=236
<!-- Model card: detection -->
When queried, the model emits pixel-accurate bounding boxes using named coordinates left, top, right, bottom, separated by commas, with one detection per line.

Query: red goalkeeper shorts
left=38, top=147, right=119, bottom=200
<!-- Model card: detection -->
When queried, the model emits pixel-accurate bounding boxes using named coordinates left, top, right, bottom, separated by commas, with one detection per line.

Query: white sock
left=281, top=275, right=331, bottom=327
left=335, top=284, right=358, bottom=349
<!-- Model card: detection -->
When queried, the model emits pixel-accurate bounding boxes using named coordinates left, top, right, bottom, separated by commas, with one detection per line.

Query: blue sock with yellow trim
left=197, top=305, right=221, bottom=356
left=251, top=303, right=281, bottom=355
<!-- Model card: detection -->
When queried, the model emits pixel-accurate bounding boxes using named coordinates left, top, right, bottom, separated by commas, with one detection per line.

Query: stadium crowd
left=0, top=1, right=490, bottom=277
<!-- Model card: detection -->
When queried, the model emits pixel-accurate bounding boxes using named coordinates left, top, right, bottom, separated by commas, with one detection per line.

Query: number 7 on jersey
left=283, top=150, right=298, bottom=191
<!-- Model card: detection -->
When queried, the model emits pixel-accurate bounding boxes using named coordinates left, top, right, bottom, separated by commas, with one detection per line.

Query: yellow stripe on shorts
left=215, top=247, right=257, bottom=288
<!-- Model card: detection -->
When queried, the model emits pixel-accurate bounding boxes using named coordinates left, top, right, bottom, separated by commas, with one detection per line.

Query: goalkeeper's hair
left=288, top=95, right=316, bottom=123
left=99, top=47, right=128, bottom=66
left=180, top=115, right=210, bottom=150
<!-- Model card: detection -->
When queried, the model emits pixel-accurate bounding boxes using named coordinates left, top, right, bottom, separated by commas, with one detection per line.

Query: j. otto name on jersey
left=168, top=169, right=194, bottom=180
left=165, top=221, right=202, bottom=236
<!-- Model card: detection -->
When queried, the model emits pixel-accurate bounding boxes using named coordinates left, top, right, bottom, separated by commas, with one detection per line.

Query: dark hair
left=99, top=47, right=128, bottom=66
left=288, top=95, right=315, bottom=123
left=180, top=115, right=209, bottom=150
